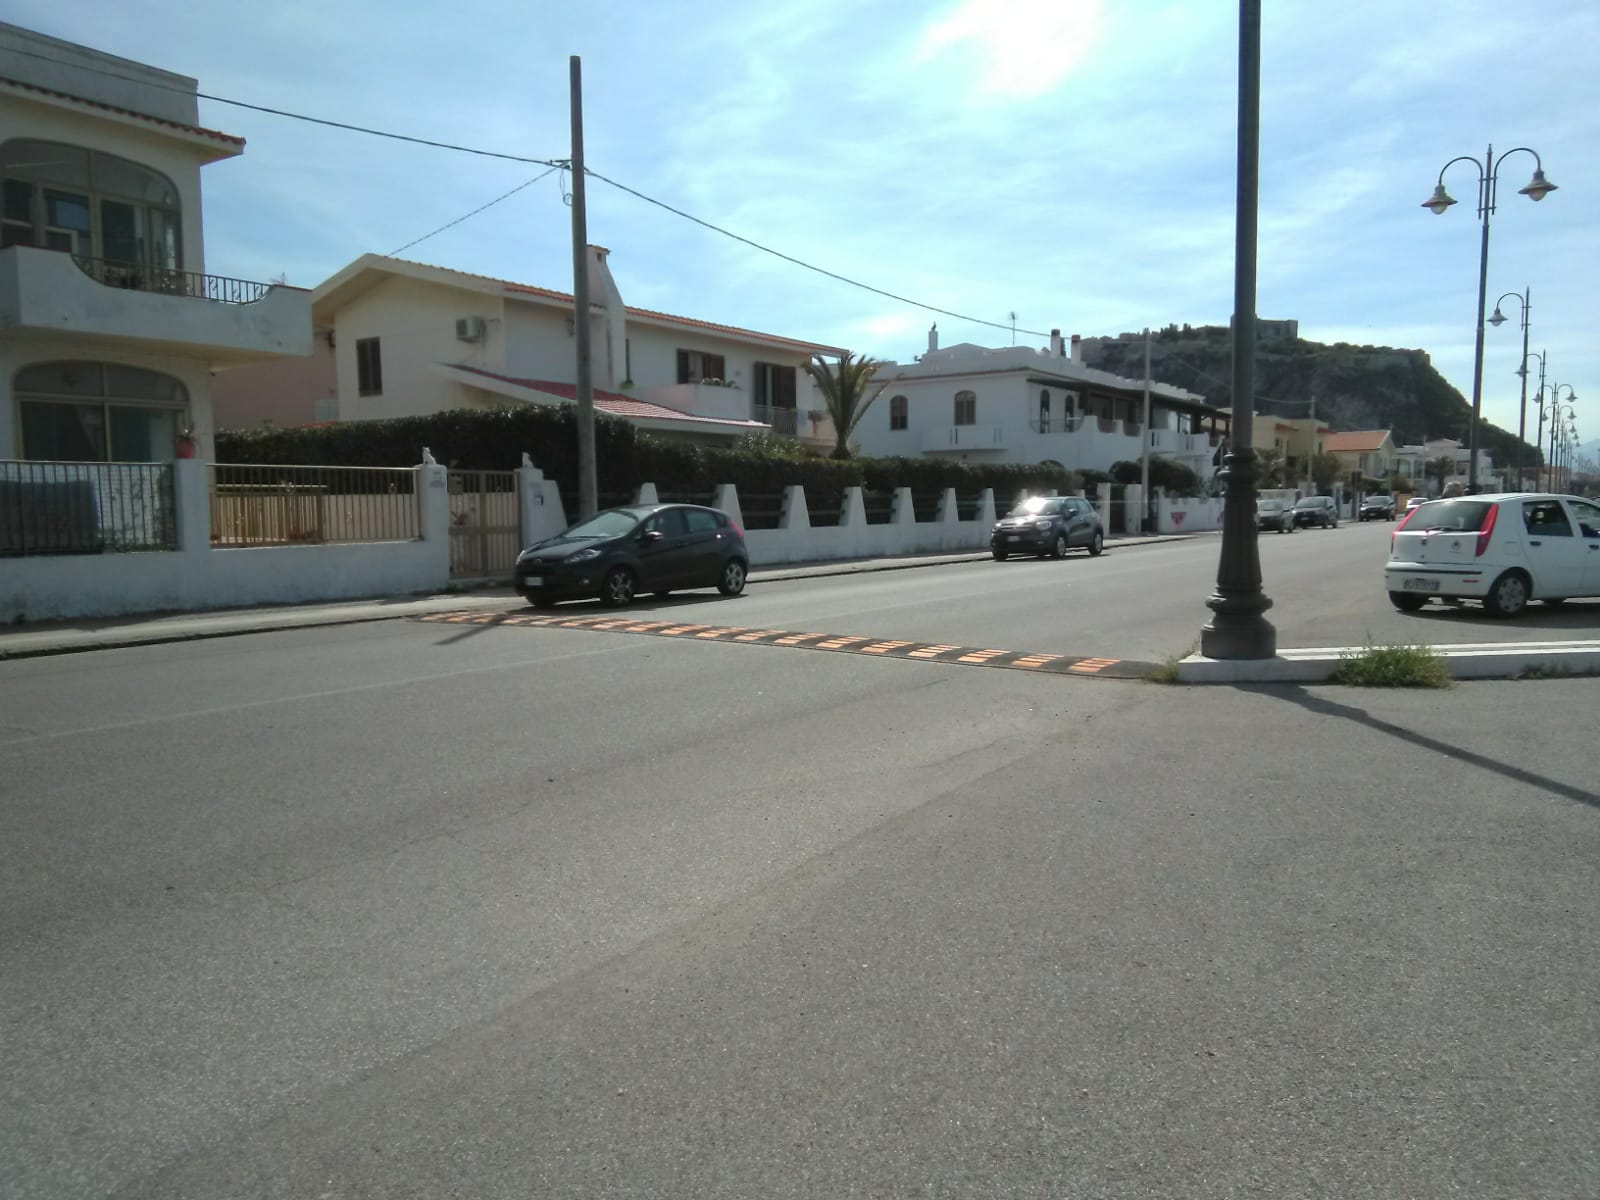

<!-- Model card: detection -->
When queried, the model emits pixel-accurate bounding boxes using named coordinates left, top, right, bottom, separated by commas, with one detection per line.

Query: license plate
left=1006, top=534, right=1020, bottom=542
left=1403, top=577, right=1439, bottom=592
left=523, top=576, right=543, bottom=587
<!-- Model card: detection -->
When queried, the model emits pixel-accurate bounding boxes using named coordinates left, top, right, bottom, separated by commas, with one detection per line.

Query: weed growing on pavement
left=1144, top=642, right=1197, bottom=684
left=1329, top=641, right=1451, bottom=688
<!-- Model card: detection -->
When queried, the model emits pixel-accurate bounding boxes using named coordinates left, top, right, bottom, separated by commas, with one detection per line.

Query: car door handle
left=1529, top=540, right=1541, bottom=547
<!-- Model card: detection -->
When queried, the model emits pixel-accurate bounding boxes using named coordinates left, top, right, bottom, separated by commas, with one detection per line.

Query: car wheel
left=1051, top=532, right=1068, bottom=559
left=601, top=566, right=636, bottom=607
left=1087, top=530, right=1104, bottom=556
left=1483, top=570, right=1530, bottom=618
left=992, top=549, right=1008, bottom=561
left=1389, top=591, right=1427, bottom=612
left=717, top=558, right=747, bottom=596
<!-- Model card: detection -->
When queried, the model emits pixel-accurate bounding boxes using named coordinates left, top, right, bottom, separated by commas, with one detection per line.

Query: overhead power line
left=389, top=165, right=563, bottom=256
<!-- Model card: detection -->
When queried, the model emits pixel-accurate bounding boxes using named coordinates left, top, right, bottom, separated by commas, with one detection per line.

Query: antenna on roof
left=1009, top=312, right=1018, bottom=346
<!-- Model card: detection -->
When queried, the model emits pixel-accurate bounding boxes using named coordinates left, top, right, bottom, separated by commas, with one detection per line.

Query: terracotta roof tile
left=1324, top=430, right=1392, bottom=452
left=0, top=75, right=244, bottom=147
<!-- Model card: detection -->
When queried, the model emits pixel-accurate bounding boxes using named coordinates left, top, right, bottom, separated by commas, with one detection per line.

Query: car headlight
left=566, top=547, right=602, bottom=563
left=1036, top=519, right=1052, bottom=530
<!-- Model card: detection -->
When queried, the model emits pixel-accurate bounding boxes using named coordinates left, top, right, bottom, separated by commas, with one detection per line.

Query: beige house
left=218, top=250, right=847, bottom=447
left=1, top=21, right=310, bottom=461
left=1324, top=429, right=1397, bottom=484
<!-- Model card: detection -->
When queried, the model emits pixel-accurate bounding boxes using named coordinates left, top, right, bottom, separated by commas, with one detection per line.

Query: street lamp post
left=1518, top=350, right=1547, bottom=489
left=1422, top=145, right=1556, bottom=492
left=1199, top=0, right=1275, bottom=660
left=1548, top=385, right=1577, bottom=491
left=1487, top=288, right=1530, bottom=485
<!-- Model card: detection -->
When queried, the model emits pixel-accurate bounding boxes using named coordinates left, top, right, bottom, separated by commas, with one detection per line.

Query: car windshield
left=1294, top=498, right=1323, bottom=509
left=1410, top=499, right=1492, bottom=532
left=561, top=510, right=640, bottom=539
left=1008, top=498, right=1064, bottom=517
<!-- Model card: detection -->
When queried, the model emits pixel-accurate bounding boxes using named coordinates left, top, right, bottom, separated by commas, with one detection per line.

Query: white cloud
left=915, top=0, right=1104, bottom=98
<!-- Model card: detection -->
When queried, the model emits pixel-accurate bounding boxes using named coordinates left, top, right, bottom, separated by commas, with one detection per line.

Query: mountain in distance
left=1079, top=322, right=1539, bottom=470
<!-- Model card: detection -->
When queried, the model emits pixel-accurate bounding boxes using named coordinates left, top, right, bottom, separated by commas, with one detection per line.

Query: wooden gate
left=448, top=470, right=519, bottom=579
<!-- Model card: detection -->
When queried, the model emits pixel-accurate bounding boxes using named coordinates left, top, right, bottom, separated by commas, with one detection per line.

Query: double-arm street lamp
left=1487, top=289, right=1531, bottom=484
left=1422, top=145, right=1556, bottom=492
left=1548, top=388, right=1577, bottom=491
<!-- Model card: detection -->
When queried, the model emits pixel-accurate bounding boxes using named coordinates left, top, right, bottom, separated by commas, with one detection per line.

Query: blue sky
left=9, top=0, right=1598, bottom=455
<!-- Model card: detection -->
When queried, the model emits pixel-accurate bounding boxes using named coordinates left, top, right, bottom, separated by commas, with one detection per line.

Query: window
left=356, top=338, right=383, bottom=396
left=676, top=349, right=726, bottom=383
left=954, top=390, right=976, bottom=426
left=1, top=139, right=181, bottom=272
left=683, top=509, right=719, bottom=533
left=1570, top=500, right=1600, bottom=538
left=889, top=394, right=908, bottom=431
left=15, top=361, right=188, bottom=462
left=1522, top=500, right=1572, bottom=537
left=752, top=361, right=797, bottom=410
left=1039, top=389, right=1050, bottom=428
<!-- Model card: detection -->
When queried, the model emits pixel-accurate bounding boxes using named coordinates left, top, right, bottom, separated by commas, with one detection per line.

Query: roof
left=0, top=74, right=244, bottom=152
left=445, top=366, right=769, bottom=431
left=313, top=255, right=844, bottom=356
left=1324, top=430, right=1392, bottom=453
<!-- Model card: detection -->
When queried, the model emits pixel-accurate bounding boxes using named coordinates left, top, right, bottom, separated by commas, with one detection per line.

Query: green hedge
left=217, top=408, right=1080, bottom=502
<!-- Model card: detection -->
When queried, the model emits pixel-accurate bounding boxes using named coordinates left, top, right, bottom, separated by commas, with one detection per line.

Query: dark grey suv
left=991, top=495, right=1104, bottom=560
left=515, top=504, right=748, bottom=607
left=1293, top=495, right=1339, bottom=528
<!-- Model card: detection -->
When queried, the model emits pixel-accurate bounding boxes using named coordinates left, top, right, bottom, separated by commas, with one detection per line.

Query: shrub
left=1328, top=642, right=1451, bottom=688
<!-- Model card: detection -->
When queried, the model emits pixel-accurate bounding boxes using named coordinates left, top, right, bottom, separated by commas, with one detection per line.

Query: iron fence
left=72, top=255, right=274, bottom=304
left=1, top=460, right=177, bottom=555
left=210, top=464, right=419, bottom=547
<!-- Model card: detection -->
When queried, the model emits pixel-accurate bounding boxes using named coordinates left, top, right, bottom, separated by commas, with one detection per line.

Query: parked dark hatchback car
left=991, top=495, right=1104, bottom=560
left=1293, top=495, right=1339, bottom=528
left=515, top=504, right=748, bottom=607
left=1360, top=494, right=1396, bottom=521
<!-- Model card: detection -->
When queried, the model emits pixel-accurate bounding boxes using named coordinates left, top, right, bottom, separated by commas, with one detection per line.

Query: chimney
left=1049, top=328, right=1064, bottom=357
left=928, top=323, right=939, bottom=353
left=1070, top=334, right=1082, bottom=364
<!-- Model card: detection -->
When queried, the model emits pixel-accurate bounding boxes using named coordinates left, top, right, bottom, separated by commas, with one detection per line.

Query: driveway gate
left=448, top=470, right=519, bottom=579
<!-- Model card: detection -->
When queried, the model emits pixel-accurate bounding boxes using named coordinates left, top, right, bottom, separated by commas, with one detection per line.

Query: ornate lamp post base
left=1199, top=447, right=1276, bottom=660
left=1201, top=596, right=1276, bottom=659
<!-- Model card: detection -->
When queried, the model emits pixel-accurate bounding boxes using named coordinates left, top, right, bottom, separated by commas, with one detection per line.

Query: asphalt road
left=3, top=567, right=1597, bottom=1197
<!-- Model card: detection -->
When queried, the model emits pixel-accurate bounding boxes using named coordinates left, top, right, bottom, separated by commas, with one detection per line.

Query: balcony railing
left=1, top=460, right=176, bottom=555
left=72, top=255, right=274, bottom=305
left=1028, top=416, right=1082, bottom=434
left=751, top=404, right=800, bottom=435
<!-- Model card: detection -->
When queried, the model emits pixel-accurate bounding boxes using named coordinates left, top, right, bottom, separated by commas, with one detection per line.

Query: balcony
left=1028, top=416, right=1083, bottom=434
left=1149, top=429, right=1208, bottom=454
left=922, top=424, right=1008, bottom=453
left=0, top=246, right=311, bottom=364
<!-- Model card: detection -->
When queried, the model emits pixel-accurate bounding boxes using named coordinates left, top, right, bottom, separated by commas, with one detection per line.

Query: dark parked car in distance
left=991, top=495, right=1104, bottom=560
left=514, top=504, right=748, bottom=607
left=1359, top=494, right=1396, bottom=521
left=1293, top=495, right=1339, bottom=528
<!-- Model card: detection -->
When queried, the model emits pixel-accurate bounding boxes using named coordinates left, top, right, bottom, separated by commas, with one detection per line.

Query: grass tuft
left=1329, top=642, right=1451, bottom=688
left=1143, top=642, right=1197, bottom=684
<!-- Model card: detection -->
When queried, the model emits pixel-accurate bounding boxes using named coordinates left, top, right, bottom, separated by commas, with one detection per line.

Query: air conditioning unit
left=455, top=316, right=487, bottom=342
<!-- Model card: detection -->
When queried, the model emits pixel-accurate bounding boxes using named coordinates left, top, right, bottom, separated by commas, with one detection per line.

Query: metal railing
left=72, top=255, right=274, bottom=305
left=0, top=460, right=176, bottom=555
left=1028, top=416, right=1082, bottom=434
left=751, top=404, right=800, bottom=435
left=209, top=464, right=420, bottom=547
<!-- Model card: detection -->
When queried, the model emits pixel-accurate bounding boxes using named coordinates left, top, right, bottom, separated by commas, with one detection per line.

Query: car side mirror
left=640, top=529, right=663, bottom=543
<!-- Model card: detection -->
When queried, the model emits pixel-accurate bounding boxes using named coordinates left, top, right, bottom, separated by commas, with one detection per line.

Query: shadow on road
left=1399, top=597, right=1600, bottom=634
left=1243, top=683, right=1600, bottom=812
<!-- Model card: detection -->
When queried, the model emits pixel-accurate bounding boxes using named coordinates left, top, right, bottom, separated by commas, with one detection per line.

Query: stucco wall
left=212, top=332, right=337, bottom=429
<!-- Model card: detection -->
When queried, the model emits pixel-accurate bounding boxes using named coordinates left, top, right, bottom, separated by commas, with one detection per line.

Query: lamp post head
left=1518, top=169, right=1557, bottom=202
left=1488, top=308, right=1506, bottom=327
left=1422, top=184, right=1457, bottom=215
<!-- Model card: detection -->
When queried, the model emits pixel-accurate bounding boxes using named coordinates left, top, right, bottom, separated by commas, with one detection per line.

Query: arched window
left=1038, top=388, right=1051, bottom=430
left=889, top=394, right=908, bottom=430
left=1, top=139, right=182, bottom=273
left=15, top=361, right=189, bottom=462
left=953, top=390, right=976, bottom=426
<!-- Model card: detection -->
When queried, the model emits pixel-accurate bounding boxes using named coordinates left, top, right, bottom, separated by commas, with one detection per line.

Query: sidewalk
left=5, top=534, right=1594, bottom=682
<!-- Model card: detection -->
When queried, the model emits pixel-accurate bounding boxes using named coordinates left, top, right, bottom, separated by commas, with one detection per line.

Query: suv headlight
left=566, top=547, right=602, bottom=563
left=1036, top=519, right=1052, bottom=530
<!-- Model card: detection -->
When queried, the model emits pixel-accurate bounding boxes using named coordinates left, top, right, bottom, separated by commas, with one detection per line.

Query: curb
left=1177, top=640, right=1600, bottom=684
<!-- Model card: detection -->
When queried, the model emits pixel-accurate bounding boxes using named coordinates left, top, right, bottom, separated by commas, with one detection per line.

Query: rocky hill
left=1080, top=324, right=1538, bottom=470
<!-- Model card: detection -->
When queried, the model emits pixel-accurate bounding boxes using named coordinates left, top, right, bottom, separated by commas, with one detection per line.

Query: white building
left=1413, top=438, right=1495, bottom=493
left=225, top=250, right=846, bottom=447
left=0, top=22, right=311, bottom=461
left=851, top=328, right=1228, bottom=480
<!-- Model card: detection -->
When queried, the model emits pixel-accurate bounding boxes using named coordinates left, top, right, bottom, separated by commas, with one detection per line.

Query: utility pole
left=1140, top=328, right=1152, bottom=532
left=569, top=55, right=597, bottom=519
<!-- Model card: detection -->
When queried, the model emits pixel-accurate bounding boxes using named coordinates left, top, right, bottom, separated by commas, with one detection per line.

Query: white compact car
left=1385, top=493, right=1600, bottom=617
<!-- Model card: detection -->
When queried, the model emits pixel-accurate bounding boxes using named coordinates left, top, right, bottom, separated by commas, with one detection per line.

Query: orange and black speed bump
left=419, top=611, right=1153, bottom=680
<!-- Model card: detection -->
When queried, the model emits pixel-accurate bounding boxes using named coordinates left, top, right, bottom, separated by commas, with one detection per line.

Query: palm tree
left=806, top=352, right=888, bottom=460
left=1254, top=446, right=1285, bottom=488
